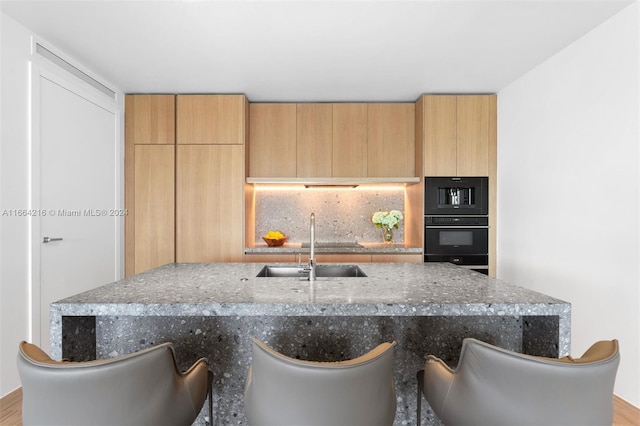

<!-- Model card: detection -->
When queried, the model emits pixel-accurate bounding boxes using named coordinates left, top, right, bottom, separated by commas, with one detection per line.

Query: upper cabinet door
left=424, top=96, right=457, bottom=176
left=176, top=95, right=246, bottom=144
left=333, top=103, right=367, bottom=177
left=367, top=103, right=415, bottom=177
left=297, top=104, right=333, bottom=177
left=456, top=95, right=490, bottom=176
left=249, top=103, right=297, bottom=177
left=125, top=95, right=175, bottom=144
left=421, top=95, right=496, bottom=177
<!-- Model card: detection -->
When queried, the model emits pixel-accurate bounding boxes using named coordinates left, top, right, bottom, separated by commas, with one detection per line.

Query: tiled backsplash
left=254, top=187, right=405, bottom=243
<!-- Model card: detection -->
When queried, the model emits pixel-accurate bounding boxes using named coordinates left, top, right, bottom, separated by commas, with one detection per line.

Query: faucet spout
left=309, top=212, right=316, bottom=280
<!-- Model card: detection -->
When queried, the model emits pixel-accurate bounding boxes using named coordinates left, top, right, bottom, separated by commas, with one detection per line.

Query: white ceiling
left=1, top=0, right=633, bottom=102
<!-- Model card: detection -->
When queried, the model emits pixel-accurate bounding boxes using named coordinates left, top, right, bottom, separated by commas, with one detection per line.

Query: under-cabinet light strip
left=254, top=185, right=404, bottom=191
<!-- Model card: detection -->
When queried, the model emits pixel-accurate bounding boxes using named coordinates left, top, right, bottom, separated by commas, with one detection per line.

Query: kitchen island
left=50, top=262, right=570, bottom=426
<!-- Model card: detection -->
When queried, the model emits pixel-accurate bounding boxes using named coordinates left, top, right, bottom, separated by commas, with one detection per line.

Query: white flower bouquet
left=371, top=210, right=403, bottom=229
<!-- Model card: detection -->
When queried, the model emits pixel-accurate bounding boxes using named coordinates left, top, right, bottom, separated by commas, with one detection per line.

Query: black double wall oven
left=424, top=177, right=489, bottom=275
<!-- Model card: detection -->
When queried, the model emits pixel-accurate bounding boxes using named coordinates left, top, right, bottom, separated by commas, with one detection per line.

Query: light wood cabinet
left=176, top=145, right=244, bottom=262
left=249, top=102, right=415, bottom=179
left=297, top=104, right=333, bottom=177
left=249, top=103, right=297, bottom=177
left=243, top=254, right=297, bottom=263
left=313, top=254, right=372, bottom=263
left=125, top=95, right=175, bottom=144
left=125, top=94, right=176, bottom=277
left=423, top=96, right=457, bottom=176
left=126, top=94, right=247, bottom=275
left=372, top=254, right=422, bottom=263
left=422, top=95, right=494, bottom=177
left=367, top=103, right=415, bottom=177
left=457, top=96, right=491, bottom=176
left=176, top=95, right=246, bottom=144
left=418, top=94, right=497, bottom=276
left=297, top=102, right=371, bottom=178
left=133, top=145, right=175, bottom=274
left=333, top=103, right=368, bottom=177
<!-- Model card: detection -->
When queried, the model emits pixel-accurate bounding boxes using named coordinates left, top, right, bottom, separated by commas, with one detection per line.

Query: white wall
left=498, top=2, right=639, bottom=406
left=0, top=12, right=33, bottom=397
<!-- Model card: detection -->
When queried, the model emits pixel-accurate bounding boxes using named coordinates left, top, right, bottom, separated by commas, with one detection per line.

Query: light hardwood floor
left=0, top=388, right=21, bottom=426
left=615, top=396, right=640, bottom=426
left=0, top=388, right=638, bottom=425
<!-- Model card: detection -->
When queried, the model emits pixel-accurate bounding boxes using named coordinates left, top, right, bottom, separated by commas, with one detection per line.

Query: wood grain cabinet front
left=125, top=94, right=175, bottom=144
left=421, top=95, right=496, bottom=177
left=132, top=145, right=175, bottom=275
left=249, top=102, right=415, bottom=179
left=249, top=103, right=297, bottom=177
left=456, top=96, right=492, bottom=176
left=126, top=94, right=248, bottom=276
left=297, top=102, right=372, bottom=178
left=307, top=254, right=372, bottom=263
left=176, top=145, right=245, bottom=262
left=332, top=103, right=368, bottom=177
left=176, top=94, right=246, bottom=144
left=125, top=94, right=177, bottom=277
left=371, top=254, right=422, bottom=263
left=243, top=254, right=297, bottom=263
left=297, top=103, right=333, bottom=177
left=367, top=103, right=415, bottom=177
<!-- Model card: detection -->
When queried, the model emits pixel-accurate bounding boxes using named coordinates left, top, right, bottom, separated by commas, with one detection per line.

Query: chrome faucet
left=308, top=212, right=316, bottom=280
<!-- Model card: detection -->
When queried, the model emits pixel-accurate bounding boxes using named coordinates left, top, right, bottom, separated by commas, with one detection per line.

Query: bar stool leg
left=207, top=370, right=214, bottom=426
left=416, top=369, right=424, bottom=426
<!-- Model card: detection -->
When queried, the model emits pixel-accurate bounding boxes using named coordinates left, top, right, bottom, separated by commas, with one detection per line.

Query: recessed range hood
left=246, top=177, right=420, bottom=186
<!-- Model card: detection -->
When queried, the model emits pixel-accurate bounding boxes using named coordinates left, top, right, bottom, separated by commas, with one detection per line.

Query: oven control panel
left=425, top=216, right=488, bottom=226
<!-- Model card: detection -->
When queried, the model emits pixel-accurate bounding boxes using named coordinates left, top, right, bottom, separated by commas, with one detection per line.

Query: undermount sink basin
left=256, top=264, right=367, bottom=278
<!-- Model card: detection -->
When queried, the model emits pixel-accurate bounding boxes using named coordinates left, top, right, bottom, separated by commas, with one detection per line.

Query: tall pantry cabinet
left=125, top=95, right=176, bottom=276
left=175, top=95, right=246, bottom=263
left=416, top=94, right=497, bottom=276
left=125, top=94, right=247, bottom=277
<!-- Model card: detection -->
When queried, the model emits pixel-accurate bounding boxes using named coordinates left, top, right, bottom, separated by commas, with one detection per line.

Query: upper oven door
left=424, top=226, right=488, bottom=255
left=425, top=176, right=488, bottom=215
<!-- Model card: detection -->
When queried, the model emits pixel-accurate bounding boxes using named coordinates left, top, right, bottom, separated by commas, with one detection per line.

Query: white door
left=36, top=72, right=120, bottom=354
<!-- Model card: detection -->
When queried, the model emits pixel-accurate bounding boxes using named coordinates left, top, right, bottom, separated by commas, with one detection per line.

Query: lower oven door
left=424, top=226, right=488, bottom=273
left=425, top=226, right=488, bottom=255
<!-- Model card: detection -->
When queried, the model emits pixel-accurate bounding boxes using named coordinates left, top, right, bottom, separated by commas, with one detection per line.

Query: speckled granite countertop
left=53, top=262, right=569, bottom=318
left=245, top=242, right=423, bottom=254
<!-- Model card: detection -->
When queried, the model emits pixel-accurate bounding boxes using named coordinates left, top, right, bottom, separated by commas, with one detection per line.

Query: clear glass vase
left=381, top=225, right=394, bottom=244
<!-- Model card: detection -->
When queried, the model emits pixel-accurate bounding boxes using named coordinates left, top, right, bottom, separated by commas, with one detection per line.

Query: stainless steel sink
left=256, top=264, right=367, bottom=278
left=313, top=264, right=367, bottom=277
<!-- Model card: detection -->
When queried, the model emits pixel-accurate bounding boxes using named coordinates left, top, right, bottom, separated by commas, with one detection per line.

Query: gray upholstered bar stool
left=17, top=341, right=212, bottom=426
left=417, top=338, right=620, bottom=426
left=244, top=338, right=397, bottom=426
